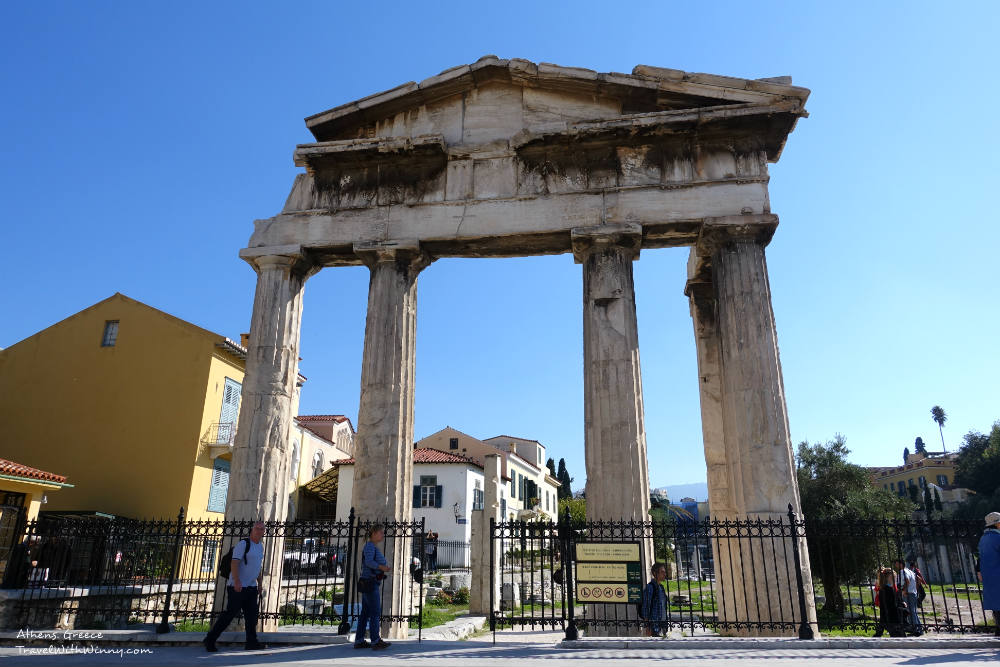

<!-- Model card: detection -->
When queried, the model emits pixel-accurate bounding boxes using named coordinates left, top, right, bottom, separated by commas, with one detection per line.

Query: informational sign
left=573, top=542, right=642, bottom=604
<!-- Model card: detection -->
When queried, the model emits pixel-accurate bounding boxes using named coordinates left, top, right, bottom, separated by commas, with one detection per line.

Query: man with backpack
left=204, top=521, right=268, bottom=652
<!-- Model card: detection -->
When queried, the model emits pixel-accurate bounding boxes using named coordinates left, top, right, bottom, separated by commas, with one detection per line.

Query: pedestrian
left=203, top=521, right=268, bottom=652
left=892, top=558, right=922, bottom=635
left=908, top=559, right=928, bottom=606
left=423, top=530, right=435, bottom=572
left=355, top=525, right=392, bottom=651
left=979, top=511, right=1000, bottom=636
left=640, top=562, right=669, bottom=637
left=873, top=567, right=904, bottom=637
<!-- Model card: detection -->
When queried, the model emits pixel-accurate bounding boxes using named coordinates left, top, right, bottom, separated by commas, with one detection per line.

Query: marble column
left=572, top=224, right=651, bottom=524
left=351, top=239, right=431, bottom=639
left=226, top=251, right=314, bottom=630
left=697, top=215, right=818, bottom=635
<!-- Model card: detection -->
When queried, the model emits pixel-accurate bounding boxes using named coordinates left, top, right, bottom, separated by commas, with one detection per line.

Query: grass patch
left=175, top=619, right=211, bottom=632
left=420, top=602, right=468, bottom=628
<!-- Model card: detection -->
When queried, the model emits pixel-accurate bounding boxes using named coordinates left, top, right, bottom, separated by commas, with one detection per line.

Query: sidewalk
left=0, top=630, right=997, bottom=666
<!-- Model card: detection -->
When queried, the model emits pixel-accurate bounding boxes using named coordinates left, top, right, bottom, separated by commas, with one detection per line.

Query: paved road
left=1, top=635, right=998, bottom=667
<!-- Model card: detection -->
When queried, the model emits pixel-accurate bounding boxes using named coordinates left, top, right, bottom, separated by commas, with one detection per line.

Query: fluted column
left=697, top=215, right=817, bottom=636
left=228, top=253, right=313, bottom=521
left=352, top=239, right=430, bottom=639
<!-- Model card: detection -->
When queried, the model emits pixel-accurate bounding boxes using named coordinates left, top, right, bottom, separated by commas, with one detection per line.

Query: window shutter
left=413, top=485, right=421, bottom=506
left=207, top=459, right=230, bottom=512
left=434, top=485, right=442, bottom=508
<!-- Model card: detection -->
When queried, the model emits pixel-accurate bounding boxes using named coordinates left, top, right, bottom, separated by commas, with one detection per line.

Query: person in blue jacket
left=979, top=511, right=1000, bottom=636
left=355, top=525, right=392, bottom=651
left=640, top=562, right=669, bottom=636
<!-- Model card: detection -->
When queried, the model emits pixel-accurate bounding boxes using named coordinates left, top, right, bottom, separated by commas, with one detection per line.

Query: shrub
left=453, top=586, right=470, bottom=605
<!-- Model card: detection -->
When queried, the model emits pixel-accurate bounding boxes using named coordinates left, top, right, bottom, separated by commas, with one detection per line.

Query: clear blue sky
left=2, top=2, right=997, bottom=492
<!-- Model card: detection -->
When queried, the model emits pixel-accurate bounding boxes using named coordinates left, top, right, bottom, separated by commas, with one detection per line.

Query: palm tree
left=930, top=405, right=947, bottom=453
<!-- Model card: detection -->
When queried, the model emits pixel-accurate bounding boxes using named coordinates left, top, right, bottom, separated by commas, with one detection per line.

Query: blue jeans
left=356, top=581, right=381, bottom=644
left=906, top=592, right=921, bottom=630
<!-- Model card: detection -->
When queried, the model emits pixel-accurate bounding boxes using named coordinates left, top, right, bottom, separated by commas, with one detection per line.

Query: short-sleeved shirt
left=897, top=567, right=917, bottom=595
left=228, top=538, right=264, bottom=588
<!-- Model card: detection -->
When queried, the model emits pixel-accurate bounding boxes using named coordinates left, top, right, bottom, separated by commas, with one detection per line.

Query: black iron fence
left=1, top=508, right=423, bottom=638
left=490, top=508, right=996, bottom=639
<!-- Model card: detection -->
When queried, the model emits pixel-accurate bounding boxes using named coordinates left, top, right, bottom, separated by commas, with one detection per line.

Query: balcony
left=202, top=422, right=236, bottom=459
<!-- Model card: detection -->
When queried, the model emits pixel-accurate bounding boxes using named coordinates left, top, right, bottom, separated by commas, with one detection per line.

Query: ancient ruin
left=230, top=56, right=817, bottom=635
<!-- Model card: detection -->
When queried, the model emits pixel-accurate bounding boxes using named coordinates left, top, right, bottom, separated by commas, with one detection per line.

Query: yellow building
left=868, top=450, right=959, bottom=497
left=0, top=293, right=248, bottom=521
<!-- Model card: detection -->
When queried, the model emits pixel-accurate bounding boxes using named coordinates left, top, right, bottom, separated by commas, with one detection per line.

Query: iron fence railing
left=490, top=508, right=995, bottom=640
left=412, top=539, right=470, bottom=572
left=1, top=508, right=423, bottom=638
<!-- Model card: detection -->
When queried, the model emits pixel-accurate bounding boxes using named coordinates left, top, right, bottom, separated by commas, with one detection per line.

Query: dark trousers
left=206, top=586, right=258, bottom=646
left=355, top=582, right=382, bottom=644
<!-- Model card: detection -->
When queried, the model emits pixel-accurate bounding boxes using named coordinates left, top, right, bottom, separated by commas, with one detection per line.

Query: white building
left=287, top=414, right=354, bottom=520
left=333, top=448, right=485, bottom=549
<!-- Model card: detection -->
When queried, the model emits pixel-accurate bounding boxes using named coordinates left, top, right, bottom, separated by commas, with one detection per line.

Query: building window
left=538, top=450, right=542, bottom=465
left=201, top=540, right=219, bottom=573
left=918, top=476, right=926, bottom=488
left=510, top=476, right=516, bottom=499
left=312, top=451, right=324, bottom=479
left=473, top=480, right=484, bottom=511
left=101, top=320, right=119, bottom=347
left=449, top=438, right=459, bottom=450
left=290, top=440, right=300, bottom=482
left=418, top=475, right=441, bottom=508
left=937, top=474, right=948, bottom=486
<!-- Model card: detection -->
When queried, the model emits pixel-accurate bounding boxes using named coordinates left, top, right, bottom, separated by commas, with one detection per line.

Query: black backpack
left=217, top=538, right=250, bottom=579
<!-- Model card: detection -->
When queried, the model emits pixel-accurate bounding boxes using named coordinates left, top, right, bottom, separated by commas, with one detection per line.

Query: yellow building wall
left=872, top=460, right=956, bottom=490
left=0, top=294, right=228, bottom=520
left=186, top=354, right=245, bottom=520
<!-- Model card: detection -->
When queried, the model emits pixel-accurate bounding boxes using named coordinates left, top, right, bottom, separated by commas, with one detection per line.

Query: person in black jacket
left=873, top=567, right=905, bottom=637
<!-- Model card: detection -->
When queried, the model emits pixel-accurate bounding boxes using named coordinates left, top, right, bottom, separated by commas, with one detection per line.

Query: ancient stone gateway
left=229, top=56, right=817, bottom=636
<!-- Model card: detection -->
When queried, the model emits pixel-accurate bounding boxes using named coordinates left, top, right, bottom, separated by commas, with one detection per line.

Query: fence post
left=788, top=504, right=814, bottom=640
left=156, top=507, right=185, bottom=634
left=561, top=508, right=578, bottom=641
left=338, top=507, right=355, bottom=635
left=418, top=516, right=424, bottom=642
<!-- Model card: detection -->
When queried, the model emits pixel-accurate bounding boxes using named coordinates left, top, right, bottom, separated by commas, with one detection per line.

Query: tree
left=546, top=458, right=557, bottom=479
left=930, top=406, right=948, bottom=453
left=556, top=458, right=574, bottom=500
left=914, top=437, right=927, bottom=454
left=951, top=421, right=1000, bottom=521
left=907, top=484, right=919, bottom=504
left=923, top=485, right=934, bottom=516
left=933, top=489, right=942, bottom=512
left=797, top=435, right=914, bottom=614
left=903, top=447, right=910, bottom=464
left=558, top=496, right=586, bottom=523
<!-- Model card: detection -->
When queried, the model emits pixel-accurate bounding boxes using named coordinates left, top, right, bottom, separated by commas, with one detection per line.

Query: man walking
left=979, top=511, right=1000, bottom=636
left=892, top=558, right=921, bottom=635
left=204, top=521, right=268, bottom=652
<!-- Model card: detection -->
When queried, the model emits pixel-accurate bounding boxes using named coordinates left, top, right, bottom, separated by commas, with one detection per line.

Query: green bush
left=452, top=586, right=470, bottom=605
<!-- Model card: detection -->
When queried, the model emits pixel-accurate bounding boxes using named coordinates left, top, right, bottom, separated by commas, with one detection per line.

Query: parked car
left=283, top=538, right=347, bottom=577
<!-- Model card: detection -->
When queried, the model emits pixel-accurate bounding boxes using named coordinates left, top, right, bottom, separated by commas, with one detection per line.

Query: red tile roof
left=298, top=415, right=349, bottom=423
left=0, top=458, right=68, bottom=484
left=332, top=448, right=482, bottom=468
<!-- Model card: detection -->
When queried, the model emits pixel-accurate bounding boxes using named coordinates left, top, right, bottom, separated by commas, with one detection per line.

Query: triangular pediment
left=305, top=56, right=809, bottom=148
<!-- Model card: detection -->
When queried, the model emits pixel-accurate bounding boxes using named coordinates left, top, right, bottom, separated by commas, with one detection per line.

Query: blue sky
left=2, top=2, right=997, bottom=493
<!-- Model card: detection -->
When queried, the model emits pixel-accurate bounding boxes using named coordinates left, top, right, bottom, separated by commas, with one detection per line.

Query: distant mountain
left=655, top=482, right=709, bottom=502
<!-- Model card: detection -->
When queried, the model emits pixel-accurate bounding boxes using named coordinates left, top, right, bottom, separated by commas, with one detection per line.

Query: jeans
left=356, top=581, right=381, bottom=644
left=906, top=592, right=921, bottom=630
left=206, top=586, right=258, bottom=646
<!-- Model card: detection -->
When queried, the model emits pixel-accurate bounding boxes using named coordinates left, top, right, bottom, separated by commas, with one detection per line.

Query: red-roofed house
left=0, top=458, right=72, bottom=579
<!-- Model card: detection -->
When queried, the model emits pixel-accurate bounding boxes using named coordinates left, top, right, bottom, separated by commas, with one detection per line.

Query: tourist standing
left=892, top=558, right=921, bottom=635
left=640, top=562, right=669, bottom=636
left=204, top=521, right=268, bottom=651
left=426, top=531, right=438, bottom=573
left=355, top=525, right=391, bottom=651
left=979, top=511, right=1000, bottom=636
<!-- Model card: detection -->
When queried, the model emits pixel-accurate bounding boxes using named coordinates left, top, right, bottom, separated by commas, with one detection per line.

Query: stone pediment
left=303, top=56, right=809, bottom=155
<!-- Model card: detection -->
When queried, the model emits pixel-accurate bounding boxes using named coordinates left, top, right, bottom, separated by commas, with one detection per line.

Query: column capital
left=570, top=223, right=642, bottom=264
left=695, top=214, right=779, bottom=258
left=353, top=239, right=432, bottom=273
left=239, top=245, right=316, bottom=278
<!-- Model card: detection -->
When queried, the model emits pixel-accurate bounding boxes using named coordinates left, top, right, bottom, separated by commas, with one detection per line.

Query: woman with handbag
left=355, top=525, right=391, bottom=651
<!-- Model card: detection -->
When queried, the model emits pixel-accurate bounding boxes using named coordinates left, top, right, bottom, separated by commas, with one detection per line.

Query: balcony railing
left=201, top=422, right=236, bottom=446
